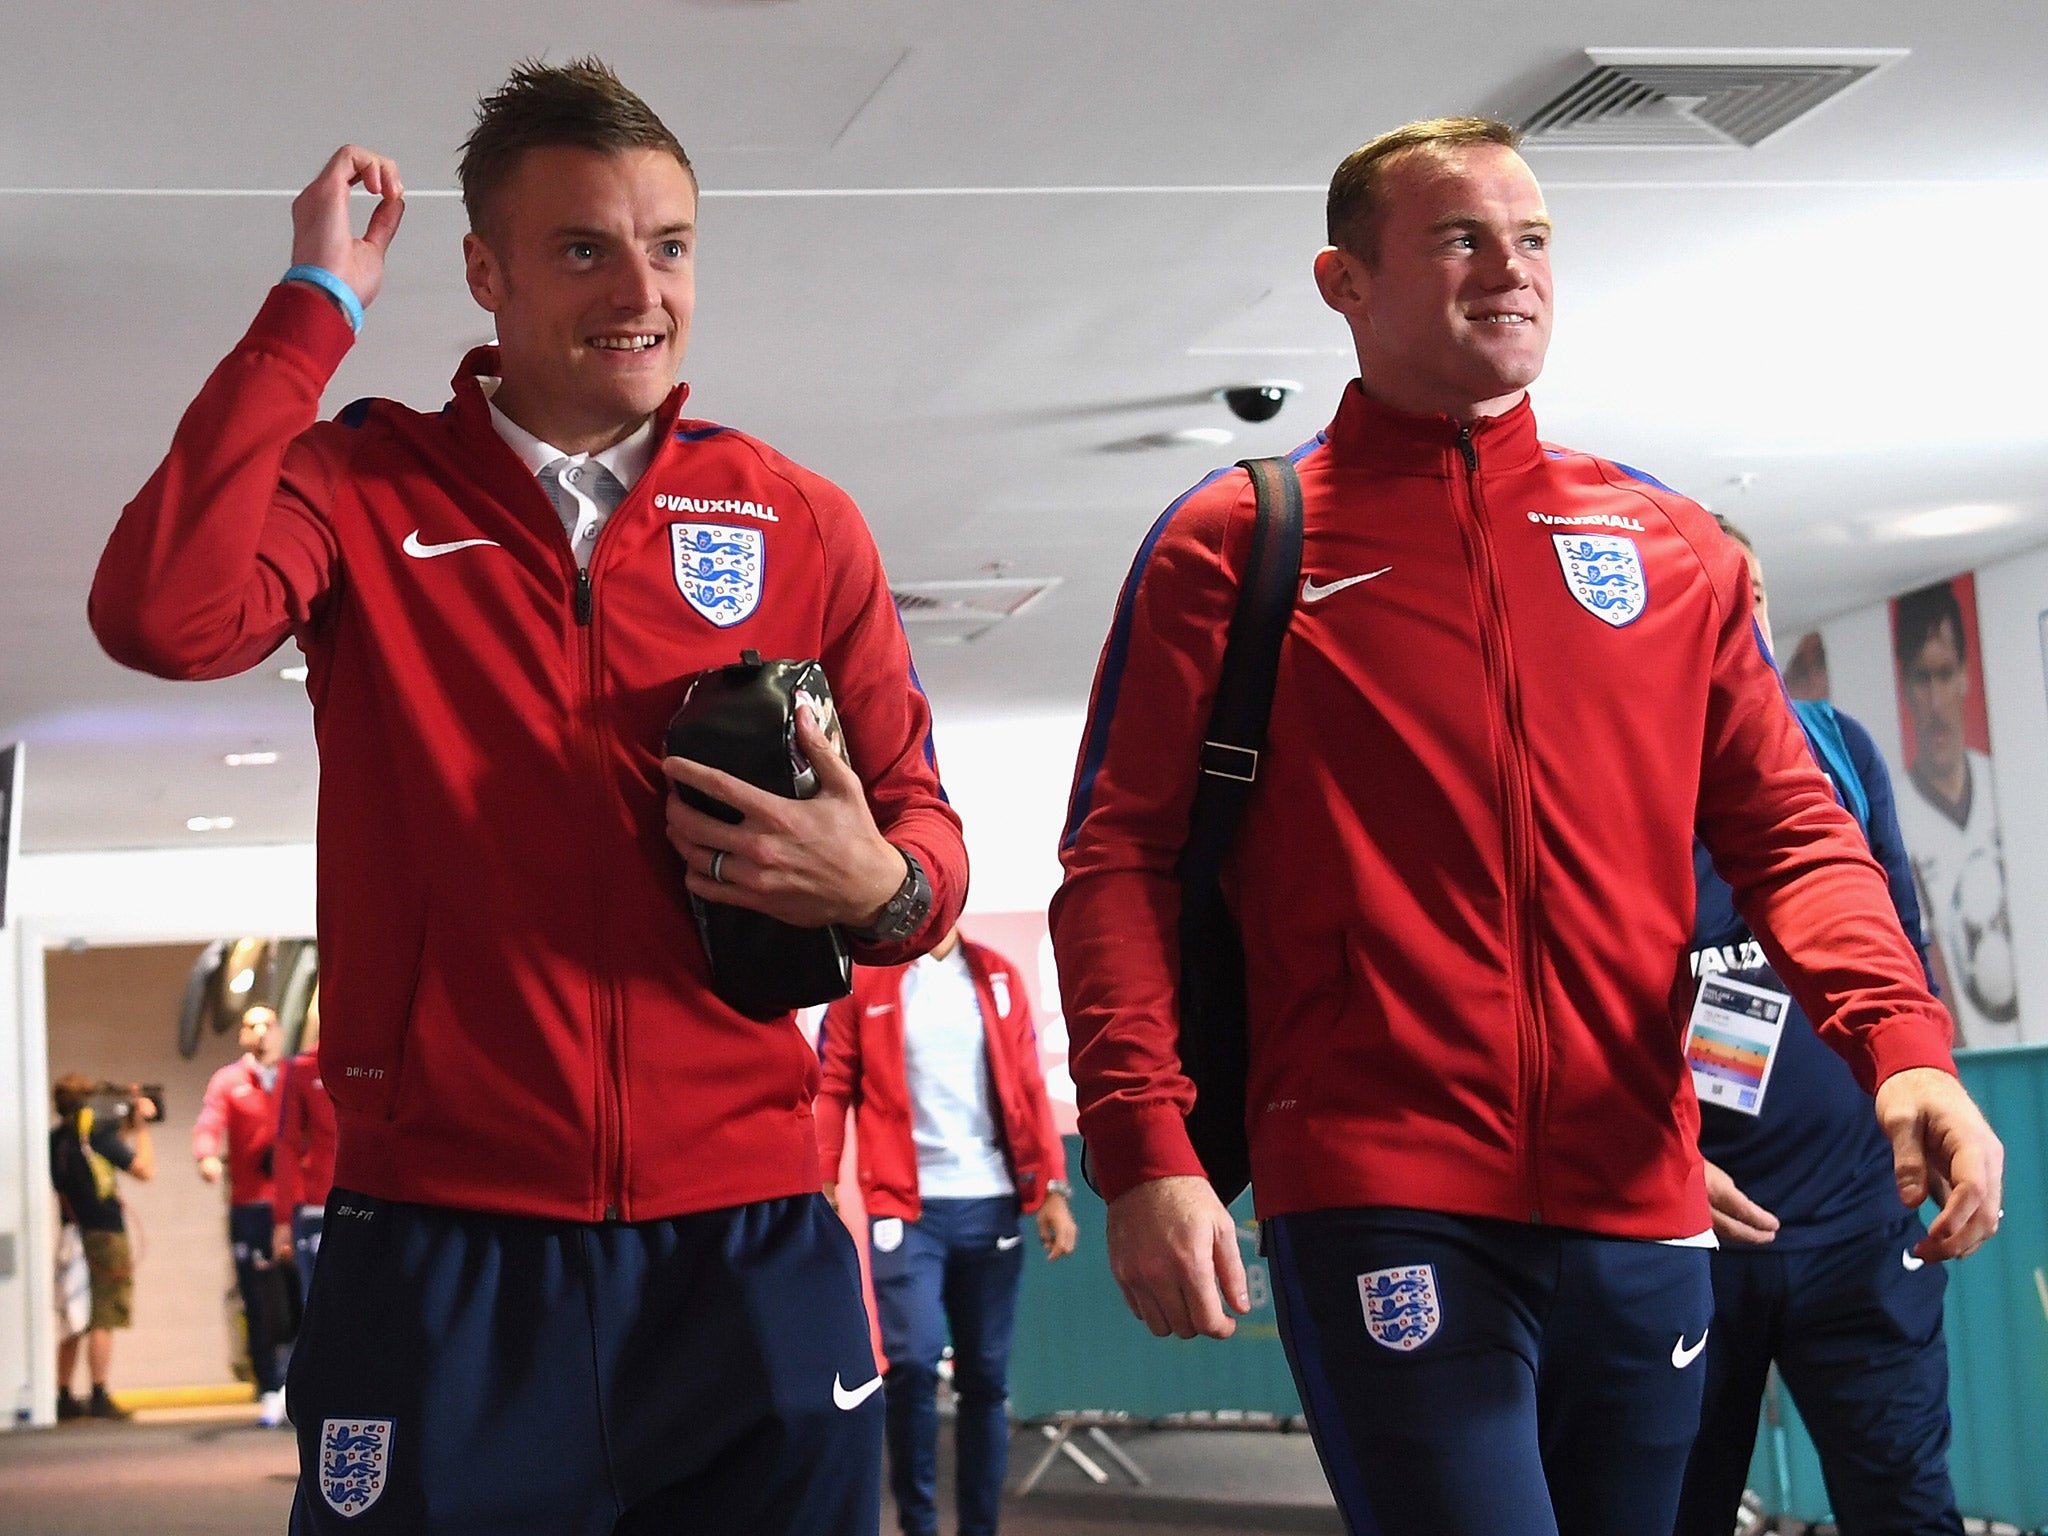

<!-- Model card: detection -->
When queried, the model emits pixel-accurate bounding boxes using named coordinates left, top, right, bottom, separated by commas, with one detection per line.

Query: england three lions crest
left=1358, top=1264, right=1442, bottom=1352
left=671, top=522, right=764, bottom=628
left=319, top=1417, right=394, bottom=1518
left=1552, top=533, right=1647, bottom=627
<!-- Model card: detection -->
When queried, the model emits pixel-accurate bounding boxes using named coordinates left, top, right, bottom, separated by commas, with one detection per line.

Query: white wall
left=1816, top=542, right=2048, bottom=1044
left=932, top=710, right=1087, bottom=917
left=1977, top=546, right=2048, bottom=1042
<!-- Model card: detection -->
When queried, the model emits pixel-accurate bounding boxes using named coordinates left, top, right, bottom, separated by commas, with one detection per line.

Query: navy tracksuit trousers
left=1674, top=1211, right=1961, bottom=1536
left=286, top=1189, right=882, bottom=1536
left=1266, top=1207, right=1713, bottom=1536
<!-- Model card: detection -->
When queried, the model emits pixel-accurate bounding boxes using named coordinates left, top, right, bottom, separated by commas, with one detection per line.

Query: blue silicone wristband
left=282, top=264, right=365, bottom=333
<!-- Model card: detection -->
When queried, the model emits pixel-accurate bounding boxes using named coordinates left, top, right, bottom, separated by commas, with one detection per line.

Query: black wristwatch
left=848, top=848, right=932, bottom=944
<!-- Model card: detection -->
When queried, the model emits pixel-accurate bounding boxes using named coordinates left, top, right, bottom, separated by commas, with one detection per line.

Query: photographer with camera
left=50, top=1073, right=158, bottom=1421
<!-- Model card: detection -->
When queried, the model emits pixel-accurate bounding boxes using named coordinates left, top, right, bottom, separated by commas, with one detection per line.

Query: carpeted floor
left=0, top=1409, right=1342, bottom=1535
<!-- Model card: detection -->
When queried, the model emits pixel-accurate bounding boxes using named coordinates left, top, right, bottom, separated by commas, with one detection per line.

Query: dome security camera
left=1216, top=381, right=1301, bottom=424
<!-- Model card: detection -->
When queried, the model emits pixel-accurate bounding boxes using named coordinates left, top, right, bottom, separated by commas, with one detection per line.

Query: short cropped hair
left=1327, top=117, right=1522, bottom=262
left=1893, top=581, right=1966, bottom=668
left=459, top=57, right=693, bottom=239
left=1713, top=514, right=1756, bottom=554
left=53, top=1073, right=95, bottom=1118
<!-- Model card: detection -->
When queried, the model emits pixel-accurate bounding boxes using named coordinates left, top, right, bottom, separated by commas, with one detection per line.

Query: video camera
left=86, top=1083, right=165, bottom=1125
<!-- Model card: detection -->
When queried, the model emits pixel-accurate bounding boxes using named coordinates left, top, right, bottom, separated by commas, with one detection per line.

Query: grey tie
left=537, top=457, right=628, bottom=570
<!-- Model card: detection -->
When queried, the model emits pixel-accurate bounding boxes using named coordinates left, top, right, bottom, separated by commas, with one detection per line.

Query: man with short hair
left=1891, top=580, right=2019, bottom=1046
left=194, top=1003, right=287, bottom=1426
left=50, top=1074, right=156, bottom=1421
left=92, top=57, right=963, bottom=1536
left=1052, top=117, right=2002, bottom=1536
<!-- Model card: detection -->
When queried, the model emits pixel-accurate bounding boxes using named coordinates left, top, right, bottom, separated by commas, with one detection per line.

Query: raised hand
left=289, top=145, right=406, bottom=310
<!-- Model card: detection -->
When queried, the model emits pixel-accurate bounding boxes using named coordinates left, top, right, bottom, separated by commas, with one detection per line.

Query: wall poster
left=1890, top=575, right=2023, bottom=1045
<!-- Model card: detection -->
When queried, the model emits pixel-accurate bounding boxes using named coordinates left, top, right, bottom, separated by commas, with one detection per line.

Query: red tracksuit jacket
left=92, top=283, right=966, bottom=1222
left=193, top=1057, right=278, bottom=1208
left=816, top=942, right=1068, bottom=1221
left=1052, top=383, right=1953, bottom=1238
left=272, top=1051, right=336, bottom=1214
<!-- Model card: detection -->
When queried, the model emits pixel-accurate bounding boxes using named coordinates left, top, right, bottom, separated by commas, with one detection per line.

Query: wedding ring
left=709, top=850, right=728, bottom=884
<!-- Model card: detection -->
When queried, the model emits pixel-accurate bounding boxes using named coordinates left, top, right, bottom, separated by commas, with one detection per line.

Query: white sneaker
left=258, top=1388, right=288, bottom=1427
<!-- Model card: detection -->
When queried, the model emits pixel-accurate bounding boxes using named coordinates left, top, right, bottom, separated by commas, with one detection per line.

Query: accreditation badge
left=1682, top=973, right=1792, bottom=1116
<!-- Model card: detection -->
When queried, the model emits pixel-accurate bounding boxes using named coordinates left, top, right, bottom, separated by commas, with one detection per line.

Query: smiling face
left=1317, top=143, right=1554, bottom=420
left=464, top=145, right=696, bottom=454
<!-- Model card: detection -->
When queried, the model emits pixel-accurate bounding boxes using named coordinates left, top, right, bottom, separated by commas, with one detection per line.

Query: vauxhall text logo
left=655, top=493, right=779, bottom=523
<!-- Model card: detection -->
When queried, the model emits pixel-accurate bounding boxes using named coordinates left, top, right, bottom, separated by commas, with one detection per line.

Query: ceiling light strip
left=8, top=176, right=2047, bottom=199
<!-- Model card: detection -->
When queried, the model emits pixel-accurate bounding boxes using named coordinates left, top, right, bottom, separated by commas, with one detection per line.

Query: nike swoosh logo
left=1671, top=1330, right=1709, bottom=1369
left=403, top=530, right=502, bottom=559
left=1902, top=1249, right=1926, bottom=1272
left=832, top=1372, right=883, bottom=1411
left=996, top=1234, right=1023, bottom=1251
left=1301, top=567, right=1393, bottom=603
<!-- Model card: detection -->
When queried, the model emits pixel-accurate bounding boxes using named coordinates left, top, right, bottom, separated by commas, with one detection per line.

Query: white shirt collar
left=484, top=386, right=659, bottom=492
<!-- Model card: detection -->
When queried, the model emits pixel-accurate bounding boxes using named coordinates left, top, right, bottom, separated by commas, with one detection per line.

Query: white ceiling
left=5, top=0, right=2047, bottom=851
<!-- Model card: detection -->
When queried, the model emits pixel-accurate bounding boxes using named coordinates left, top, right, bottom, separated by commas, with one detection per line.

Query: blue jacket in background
left=1691, top=704, right=1936, bottom=1248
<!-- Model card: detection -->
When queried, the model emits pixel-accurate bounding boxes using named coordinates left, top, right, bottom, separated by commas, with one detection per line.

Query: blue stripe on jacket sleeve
left=1612, top=459, right=1678, bottom=494
left=892, top=598, right=949, bottom=804
left=1061, top=433, right=1325, bottom=853
left=1060, top=466, right=1238, bottom=851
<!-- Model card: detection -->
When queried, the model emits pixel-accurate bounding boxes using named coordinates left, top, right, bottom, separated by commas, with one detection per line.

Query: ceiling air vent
left=1521, top=47, right=1907, bottom=149
left=890, top=578, right=1061, bottom=644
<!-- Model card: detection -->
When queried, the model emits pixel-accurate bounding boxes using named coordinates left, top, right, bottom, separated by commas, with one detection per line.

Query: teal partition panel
left=1016, top=1046, right=2048, bottom=1527
left=1747, top=1044, right=2048, bottom=1528
left=1008, top=1137, right=1302, bottom=1419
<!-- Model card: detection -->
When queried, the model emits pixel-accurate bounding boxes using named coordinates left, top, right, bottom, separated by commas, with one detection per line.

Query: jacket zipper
left=570, top=544, right=627, bottom=1221
left=1455, top=425, right=1548, bottom=1224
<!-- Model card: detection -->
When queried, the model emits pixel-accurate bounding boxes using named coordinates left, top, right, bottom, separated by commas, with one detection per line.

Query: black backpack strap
left=1182, top=457, right=1305, bottom=885
left=1079, top=457, right=1303, bottom=1203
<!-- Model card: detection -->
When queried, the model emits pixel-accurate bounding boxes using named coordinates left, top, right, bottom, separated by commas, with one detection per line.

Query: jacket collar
left=1323, top=380, right=1544, bottom=477
left=445, top=347, right=693, bottom=474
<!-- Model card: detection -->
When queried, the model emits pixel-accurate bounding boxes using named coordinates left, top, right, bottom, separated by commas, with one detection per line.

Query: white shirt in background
left=901, top=947, right=1014, bottom=1199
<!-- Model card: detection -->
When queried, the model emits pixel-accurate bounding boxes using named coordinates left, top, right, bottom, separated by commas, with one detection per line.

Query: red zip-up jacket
left=1052, top=383, right=1954, bottom=1238
left=272, top=1051, right=336, bottom=1214
left=193, top=1057, right=278, bottom=1208
left=92, top=283, right=966, bottom=1222
left=816, top=941, right=1068, bottom=1221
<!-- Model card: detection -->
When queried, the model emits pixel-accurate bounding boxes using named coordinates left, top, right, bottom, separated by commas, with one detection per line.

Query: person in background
left=272, top=988, right=334, bottom=1310
left=1674, top=525, right=1963, bottom=1536
left=195, top=1003, right=287, bottom=1426
left=50, top=1074, right=157, bottom=1421
left=817, top=927, right=1077, bottom=1536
